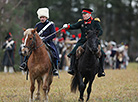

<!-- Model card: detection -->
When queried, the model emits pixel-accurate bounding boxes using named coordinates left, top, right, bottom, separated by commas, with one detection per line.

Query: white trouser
left=4, top=66, right=8, bottom=73
left=4, top=66, right=14, bottom=73
left=9, top=66, right=14, bottom=73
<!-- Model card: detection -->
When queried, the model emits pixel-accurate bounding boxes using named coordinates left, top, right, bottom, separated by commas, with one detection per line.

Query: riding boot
left=68, top=54, right=76, bottom=75
left=53, top=59, right=59, bottom=76
left=19, top=56, right=29, bottom=71
left=98, top=54, right=105, bottom=77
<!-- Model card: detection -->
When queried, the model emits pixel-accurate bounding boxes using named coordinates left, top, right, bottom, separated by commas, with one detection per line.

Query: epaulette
left=78, top=19, right=83, bottom=22
left=94, top=17, right=101, bottom=22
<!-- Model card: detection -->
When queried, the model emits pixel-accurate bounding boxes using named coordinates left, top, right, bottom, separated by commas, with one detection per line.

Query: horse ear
left=34, top=27, right=37, bottom=31
left=23, top=28, right=26, bottom=31
left=31, top=28, right=37, bottom=34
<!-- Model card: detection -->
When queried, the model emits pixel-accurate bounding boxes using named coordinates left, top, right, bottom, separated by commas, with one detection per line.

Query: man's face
left=82, top=13, right=91, bottom=20
left=8, top=37, right=12, bottom=41
left=40, top=16, right=47, bottom=23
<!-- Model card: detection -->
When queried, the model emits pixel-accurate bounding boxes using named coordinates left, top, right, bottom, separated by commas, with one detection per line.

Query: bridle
left=24, top=33, right=44, bottom=53
left=86, top=33, right=98, bottom=54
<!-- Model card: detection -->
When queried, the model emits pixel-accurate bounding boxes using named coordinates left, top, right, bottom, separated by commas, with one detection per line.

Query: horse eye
left=30, top=38, right=32, bottom=40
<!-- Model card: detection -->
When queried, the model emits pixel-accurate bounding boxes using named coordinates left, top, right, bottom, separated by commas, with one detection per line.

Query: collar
left=42, top=20, right=49, bottom=24
left=84, top=17, right=93, bottom=24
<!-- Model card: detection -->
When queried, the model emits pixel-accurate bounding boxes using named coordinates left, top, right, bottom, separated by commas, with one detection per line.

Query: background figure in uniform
left=2, top=32, right=15, bottom=73
left=19, top=38, right=25, bottom=74
left=123, top=44, right=129, bottom=69
left=19, top=38, right=25, bottom=65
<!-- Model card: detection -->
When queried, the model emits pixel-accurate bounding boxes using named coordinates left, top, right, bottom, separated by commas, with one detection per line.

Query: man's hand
left=63, top=24, right=68, bottom=28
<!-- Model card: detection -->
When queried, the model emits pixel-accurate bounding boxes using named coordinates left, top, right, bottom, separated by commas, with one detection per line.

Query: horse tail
left=71, top=73, right=80, bottom=93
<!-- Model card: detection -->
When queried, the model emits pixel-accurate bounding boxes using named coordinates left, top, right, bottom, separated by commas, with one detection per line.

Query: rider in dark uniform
left=20, top=8, right=59, bottom=76
left=63, top=8, right=105, bottom=77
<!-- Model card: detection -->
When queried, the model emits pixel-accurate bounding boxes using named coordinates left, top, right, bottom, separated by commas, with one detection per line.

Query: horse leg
left=29, top=77, right=35, bottom=102
left=42, top=73, right=49, bottom=102
left=78, top=78, right=89, bottom=102
left=47, top=74, right=53, bottom=93
left=78, top=73, right=84, bottom=101
left=35, top=79, right=41, bottom=100
left=86, top=76, right=95, bottom=102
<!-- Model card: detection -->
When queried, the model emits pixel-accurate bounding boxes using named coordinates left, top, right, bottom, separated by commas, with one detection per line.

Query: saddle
left=44, top=43, right=56, bottom=70
left=76, top=44, right=101, bottom=59
left=76, top=46, right=84, bottom=59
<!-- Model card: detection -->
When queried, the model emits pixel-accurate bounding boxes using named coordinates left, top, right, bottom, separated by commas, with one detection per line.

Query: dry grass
left=0, top=63, right=138, bottom=102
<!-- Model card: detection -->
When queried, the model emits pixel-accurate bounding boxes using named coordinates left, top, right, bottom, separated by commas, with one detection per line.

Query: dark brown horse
left=21, top=28, right=53, bottom=102
left=71, top=30, right=99, bottom=102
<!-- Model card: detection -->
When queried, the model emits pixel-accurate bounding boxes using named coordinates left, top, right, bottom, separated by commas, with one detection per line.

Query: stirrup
left=97, top=72, right=105, bottom=77
left=53, top=70, right=59, bottom=76
left=19, top=62, right=27, bottom=71
left=68, top=70, right=75, bottom=75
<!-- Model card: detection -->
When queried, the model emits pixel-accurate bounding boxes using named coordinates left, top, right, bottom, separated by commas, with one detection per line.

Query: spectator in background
left=60, top=29, right=67, bottom=40
left=19, top=38, right=25, bottom=65
left=2, top=32, right=15, bottom=73
left=19, top=38, right=26, bottom=74
left=123, top=44, right=129, bottom=69
left=136, top=57, right=138, bottom=62
left=71, top=34, right=76, bottom=40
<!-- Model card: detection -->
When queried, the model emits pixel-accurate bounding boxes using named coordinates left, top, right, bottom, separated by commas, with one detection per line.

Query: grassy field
left=0, top=63, right=138, bottom=102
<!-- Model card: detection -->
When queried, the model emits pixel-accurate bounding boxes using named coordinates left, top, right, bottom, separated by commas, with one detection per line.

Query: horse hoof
left=29, top=98, right=34, bottom=102
left=35, top=97, right=40, bottom=101
left=78, top=98, right=84, bottom=102
left=43, top=100, right=48, bottom=102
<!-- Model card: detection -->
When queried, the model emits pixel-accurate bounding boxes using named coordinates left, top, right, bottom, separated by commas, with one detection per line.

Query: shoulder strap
left=6, top=40, right=14, bottom=48
left=38, top=21, right=53, bottom=36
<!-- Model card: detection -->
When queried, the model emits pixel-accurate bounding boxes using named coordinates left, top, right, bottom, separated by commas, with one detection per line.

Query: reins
left=86, top=32, right=98, bottom=54
left=24, top=33, right=44, bottom=53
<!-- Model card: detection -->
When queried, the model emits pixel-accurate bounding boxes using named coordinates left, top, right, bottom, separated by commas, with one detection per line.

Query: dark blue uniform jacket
left=34, top=20, right=59, bottom=61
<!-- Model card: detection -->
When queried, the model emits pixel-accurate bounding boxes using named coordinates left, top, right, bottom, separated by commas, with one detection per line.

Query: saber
left=42, top=27, right=64, bottom=40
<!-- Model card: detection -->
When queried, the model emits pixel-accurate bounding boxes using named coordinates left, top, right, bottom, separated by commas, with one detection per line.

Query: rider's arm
left=63, top=20, right=82, bottom=30
left=94, top=18, right=103, bottom=37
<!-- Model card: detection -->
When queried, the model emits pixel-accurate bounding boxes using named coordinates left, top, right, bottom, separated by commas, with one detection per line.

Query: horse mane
left=87, top=29, right=98, bottom=38
left=23, top=28, right=37, bottom=36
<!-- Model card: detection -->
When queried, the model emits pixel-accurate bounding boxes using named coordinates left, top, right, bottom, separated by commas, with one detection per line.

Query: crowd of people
left=101, top=40, right=129, bottom=69
left=1, top=29, right=130, bottom=74
left=53, top=34, right=130, bottom=70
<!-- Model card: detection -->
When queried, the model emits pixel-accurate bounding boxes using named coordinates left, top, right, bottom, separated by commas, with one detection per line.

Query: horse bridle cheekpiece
left=86, top=30, right=98, bottom=54
left=24, top=33, right=36, bottom=53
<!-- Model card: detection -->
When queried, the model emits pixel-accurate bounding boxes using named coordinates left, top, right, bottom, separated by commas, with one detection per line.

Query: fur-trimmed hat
left=37, top=8, right=49, bottom=19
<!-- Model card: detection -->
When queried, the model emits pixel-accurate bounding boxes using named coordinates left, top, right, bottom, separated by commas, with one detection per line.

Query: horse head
left=21, top=28, right=37, bottom=56
left=86, top=29, right=99, bottom=53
